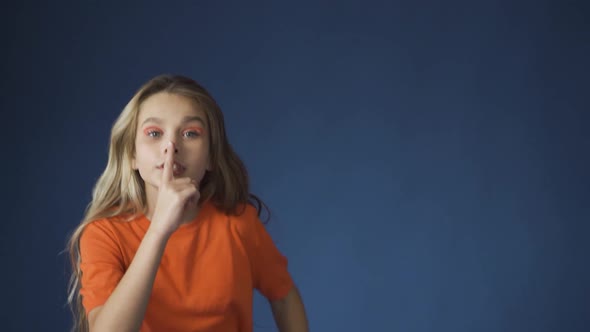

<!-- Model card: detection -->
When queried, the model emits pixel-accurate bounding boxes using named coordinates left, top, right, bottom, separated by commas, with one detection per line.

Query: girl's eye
left=147, top=130, right=162, bottom=137
left=183, top=130, right=200, bottom=138
left=143, top=127, right=162, bottom=138
left=183, top=127, right=203, bottom=138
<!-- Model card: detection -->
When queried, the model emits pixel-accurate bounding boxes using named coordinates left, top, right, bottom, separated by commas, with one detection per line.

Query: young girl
left=66, top=74, right=309, bottom=332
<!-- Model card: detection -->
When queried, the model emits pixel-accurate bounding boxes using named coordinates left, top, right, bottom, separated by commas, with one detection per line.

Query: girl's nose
left=163, top=141, right=179, bottom=154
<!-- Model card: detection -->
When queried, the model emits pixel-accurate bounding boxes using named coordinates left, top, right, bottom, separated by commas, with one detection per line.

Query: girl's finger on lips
left=162, top=141, right=175, bottom=183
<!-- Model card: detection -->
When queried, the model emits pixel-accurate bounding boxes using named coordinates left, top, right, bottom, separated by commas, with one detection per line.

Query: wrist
left=145, top=223, right=173, bottom=242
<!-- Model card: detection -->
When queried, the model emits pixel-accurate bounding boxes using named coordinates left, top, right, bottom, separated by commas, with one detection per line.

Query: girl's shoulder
left=88, top=212, right=142, bottom=226
left=83, top=212, right=145, bottom=237
left=79, top=213, right=146, bottom=254
left=224, top=202, right=259, bottom=223
left=224, top=202, right=267, bottom=238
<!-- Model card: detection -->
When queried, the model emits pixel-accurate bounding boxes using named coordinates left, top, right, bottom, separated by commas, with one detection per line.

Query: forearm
left=91, top=228, right=169, bottom=332
left=270, top=286, right=309, bottom=332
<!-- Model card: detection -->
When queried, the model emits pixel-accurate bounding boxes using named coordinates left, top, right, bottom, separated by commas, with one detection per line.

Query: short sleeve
left=79, top=220, right=125, bottom=315
left=237, top=205, right=294, bottom=301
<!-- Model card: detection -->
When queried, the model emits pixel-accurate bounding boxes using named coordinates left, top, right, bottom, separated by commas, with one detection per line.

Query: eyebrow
left=141, top=116, right=206, bottom=127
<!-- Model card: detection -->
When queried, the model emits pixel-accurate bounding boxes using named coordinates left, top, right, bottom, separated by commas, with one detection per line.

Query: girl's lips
left=156, top=162, right=186, bottom=174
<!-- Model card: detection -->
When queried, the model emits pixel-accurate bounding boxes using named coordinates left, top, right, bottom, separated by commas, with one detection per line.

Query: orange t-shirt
left=79, top=201, right=293, bottom=332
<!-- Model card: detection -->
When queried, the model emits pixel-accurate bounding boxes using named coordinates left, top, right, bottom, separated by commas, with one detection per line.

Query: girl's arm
left=88, top=227, right=170, bottom=332
left=88, top=143, right=198, bottom=331
left=270, top=286, right=309, bottom=332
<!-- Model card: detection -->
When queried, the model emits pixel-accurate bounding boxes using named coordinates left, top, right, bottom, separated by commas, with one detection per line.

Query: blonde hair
left=66, top=74, right=268, bottom=332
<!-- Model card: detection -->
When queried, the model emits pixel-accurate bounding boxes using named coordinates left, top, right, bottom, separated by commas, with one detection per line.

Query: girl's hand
left=149, top=141, right=199, bottom=237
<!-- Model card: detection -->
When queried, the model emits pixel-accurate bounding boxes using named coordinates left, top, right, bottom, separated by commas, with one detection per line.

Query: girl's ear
left=131, top=157, right=137, bottom=170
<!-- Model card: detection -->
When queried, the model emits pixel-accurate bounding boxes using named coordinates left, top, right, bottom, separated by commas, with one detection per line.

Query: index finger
left=162, top=141, right=175, bottom=183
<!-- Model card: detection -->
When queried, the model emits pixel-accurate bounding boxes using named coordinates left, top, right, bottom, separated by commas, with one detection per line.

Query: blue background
left=3, top=1, right=589, bottom=331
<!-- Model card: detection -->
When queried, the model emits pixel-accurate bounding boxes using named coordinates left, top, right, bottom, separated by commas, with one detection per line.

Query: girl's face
left=132, top=92, right=211, bottom=193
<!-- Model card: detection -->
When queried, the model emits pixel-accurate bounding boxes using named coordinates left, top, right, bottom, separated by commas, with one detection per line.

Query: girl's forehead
left=138, top=92, right=206, bottom=120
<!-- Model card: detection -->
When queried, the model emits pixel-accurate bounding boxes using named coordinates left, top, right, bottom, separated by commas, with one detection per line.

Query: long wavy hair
left=65, top=74, right=269, bottom=332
